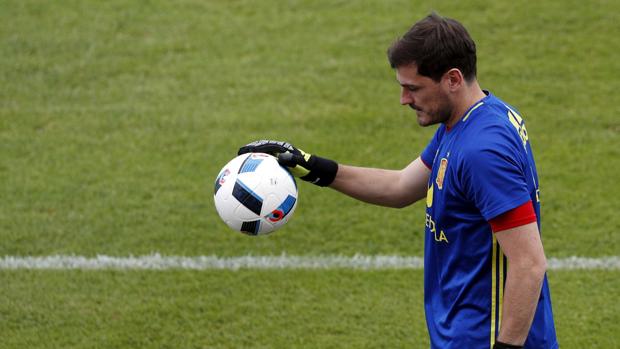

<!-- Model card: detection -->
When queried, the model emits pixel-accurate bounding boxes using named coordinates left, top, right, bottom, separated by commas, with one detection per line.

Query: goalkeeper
left=238, top=13, right=558, bottom=349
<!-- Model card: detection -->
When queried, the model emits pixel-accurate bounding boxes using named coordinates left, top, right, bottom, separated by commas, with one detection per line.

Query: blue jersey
left=420, top=92, right=558, bottom=349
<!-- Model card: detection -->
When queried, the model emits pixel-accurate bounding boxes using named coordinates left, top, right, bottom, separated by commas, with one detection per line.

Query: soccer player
left=238, top=13, right=558, bottom=349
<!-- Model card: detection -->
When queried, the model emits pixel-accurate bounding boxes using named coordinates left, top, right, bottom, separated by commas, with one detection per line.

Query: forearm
left=498, top=259, right=546, bottom=345
left=236, top=141, right=429, bottom=207
left=330, top=164, right=420, bottom=208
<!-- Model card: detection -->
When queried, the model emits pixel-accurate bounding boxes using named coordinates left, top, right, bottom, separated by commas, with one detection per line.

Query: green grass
left=1, top=0, right=618, bottom=257
left=1, top=270, right=424, bottom=348
left=1, top=0, right=619, bottom=347
left=1, top=0, right=619, bottom=257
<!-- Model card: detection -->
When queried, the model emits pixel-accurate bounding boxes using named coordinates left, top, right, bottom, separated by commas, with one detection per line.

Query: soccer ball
left=213, top=153, right=298, bottom=235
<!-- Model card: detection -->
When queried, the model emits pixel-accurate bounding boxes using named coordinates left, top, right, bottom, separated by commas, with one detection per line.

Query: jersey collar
left=446, top=90, right=491, bottom=132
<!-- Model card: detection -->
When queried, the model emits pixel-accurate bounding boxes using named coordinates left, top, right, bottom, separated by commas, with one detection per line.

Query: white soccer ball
left=213, top=153, right=298, bottom=235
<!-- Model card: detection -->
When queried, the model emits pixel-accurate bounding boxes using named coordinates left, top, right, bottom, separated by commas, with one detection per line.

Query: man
left=238, top=13, right=558, bottom=349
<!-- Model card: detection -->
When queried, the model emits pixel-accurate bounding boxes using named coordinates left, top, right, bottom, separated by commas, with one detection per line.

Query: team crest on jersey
left=435, top=158, right=448, bottom=190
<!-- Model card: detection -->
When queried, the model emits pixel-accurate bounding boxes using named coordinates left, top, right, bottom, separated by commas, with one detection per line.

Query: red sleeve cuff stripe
left=489, top=200, right=537, bottom=233
left=420, top=157, right=432, bottom=170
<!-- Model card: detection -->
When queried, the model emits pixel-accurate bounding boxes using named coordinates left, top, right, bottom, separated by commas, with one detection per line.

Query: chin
left=416, top=116, right=435, bottom=127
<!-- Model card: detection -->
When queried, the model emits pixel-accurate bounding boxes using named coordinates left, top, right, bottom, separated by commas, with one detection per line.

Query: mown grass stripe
left=1, top=255, right=619, bottom=270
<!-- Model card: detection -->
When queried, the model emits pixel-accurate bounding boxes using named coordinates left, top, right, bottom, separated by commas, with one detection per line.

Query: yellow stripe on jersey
left=462, top=101, right=485, bottom=122
left=499, top=248, right=505, bottom=336
left=491, top=235, right=497, bottom=347
left=491, top=235, right=506, bottom=347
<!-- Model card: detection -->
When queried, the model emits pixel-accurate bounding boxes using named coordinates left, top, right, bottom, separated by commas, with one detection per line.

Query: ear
left=442, top=68, right=464, bottom=92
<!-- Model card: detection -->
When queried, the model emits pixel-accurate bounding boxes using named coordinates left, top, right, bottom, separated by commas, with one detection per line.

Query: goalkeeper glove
left=237, top=140, right=338, bottom=187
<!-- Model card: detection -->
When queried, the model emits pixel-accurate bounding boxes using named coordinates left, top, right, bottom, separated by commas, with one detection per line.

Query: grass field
left=1, top=0, right=619, bottom=348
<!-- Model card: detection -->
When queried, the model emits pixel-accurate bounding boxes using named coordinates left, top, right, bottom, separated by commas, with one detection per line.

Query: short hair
left=387, top=13, right=477, bottom=82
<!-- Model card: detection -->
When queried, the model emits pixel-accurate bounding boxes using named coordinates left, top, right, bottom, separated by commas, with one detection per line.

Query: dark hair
left=387, top=13, right=477, bottom=82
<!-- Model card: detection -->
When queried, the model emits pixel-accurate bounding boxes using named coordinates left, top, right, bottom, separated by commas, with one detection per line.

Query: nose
left=400, top=88, right=414, bottom=106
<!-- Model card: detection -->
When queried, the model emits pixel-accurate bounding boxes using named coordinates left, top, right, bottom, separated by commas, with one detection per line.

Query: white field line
left=0, top=254, right=619, bottom=270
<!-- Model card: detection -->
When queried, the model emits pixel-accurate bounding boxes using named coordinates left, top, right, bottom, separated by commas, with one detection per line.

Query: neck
left=445, top=81, right=487, bottom=128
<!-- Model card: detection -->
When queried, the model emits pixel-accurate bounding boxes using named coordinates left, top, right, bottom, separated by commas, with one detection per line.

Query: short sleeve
left=459, top=126, right=531, bottom=221
left=421, top=127, right=444, bottom=170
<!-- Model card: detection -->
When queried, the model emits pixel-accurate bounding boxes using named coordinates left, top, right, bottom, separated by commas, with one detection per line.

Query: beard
left=411, top=97, right=453, bottom=127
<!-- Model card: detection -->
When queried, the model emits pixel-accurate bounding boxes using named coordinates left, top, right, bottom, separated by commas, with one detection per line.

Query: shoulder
left=455, top=104, right=528, bottom=174
left=460, top=96, right=525, bottom=155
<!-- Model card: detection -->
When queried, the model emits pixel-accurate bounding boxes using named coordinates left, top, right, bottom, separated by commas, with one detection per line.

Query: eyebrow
left=395, top=78, right=419, bottom=89
left=400, top=83, right=421, bottom=91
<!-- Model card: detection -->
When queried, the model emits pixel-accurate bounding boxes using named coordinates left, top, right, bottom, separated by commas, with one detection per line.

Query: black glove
left=238, top=140, right=338, bottom=187
left=493, top=341, right=523, bottom=349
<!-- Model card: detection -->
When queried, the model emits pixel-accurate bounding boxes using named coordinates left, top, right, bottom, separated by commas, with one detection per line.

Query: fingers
left=277, top=152, right=296, bottom=166
left=238, top=144, right=284, bottom=156
left=237, top=145, right=253, bottom=155
left=238, top=140, right=297, bottom=156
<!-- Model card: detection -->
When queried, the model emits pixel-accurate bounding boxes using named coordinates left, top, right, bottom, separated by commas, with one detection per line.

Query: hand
left=237, top=140, right=310, bottom=177
left=238, top=140, right=338, bottom=187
